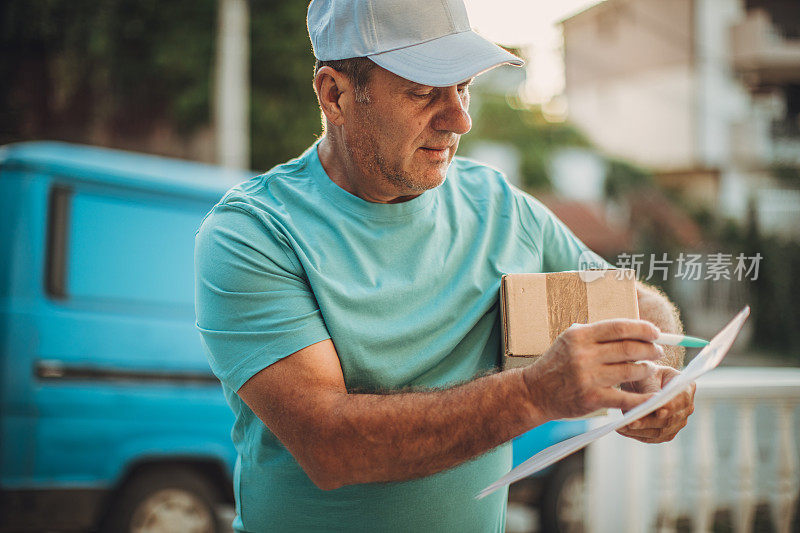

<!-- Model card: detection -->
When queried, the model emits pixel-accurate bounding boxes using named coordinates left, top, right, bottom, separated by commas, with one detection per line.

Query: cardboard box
left=501, top=269, right=639, bottom=369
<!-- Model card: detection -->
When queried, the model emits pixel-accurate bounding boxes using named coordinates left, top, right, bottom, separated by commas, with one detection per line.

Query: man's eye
left=413, top=91, right=434, bottom=99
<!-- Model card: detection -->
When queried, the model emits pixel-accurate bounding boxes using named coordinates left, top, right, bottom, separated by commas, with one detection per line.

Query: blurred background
left=1, top=0, right=798, bottom=532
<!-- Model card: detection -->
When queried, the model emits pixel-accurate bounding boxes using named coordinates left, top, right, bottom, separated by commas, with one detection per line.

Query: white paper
left=477, top=306, right=750, bottom=500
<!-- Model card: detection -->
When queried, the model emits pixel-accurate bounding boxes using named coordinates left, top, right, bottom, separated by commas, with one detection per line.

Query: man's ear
left=314, top=66, right=353, bottom=127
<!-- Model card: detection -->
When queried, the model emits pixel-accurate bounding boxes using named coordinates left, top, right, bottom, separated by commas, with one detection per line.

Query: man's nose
left=432, top=87, right=472, bottom=135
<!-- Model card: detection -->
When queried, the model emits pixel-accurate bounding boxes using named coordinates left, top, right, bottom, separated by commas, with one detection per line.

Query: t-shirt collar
left=305, top=139, right=438, bottom=220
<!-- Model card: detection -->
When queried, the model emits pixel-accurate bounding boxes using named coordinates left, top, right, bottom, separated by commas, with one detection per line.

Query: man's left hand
left=616, top=365, right=696, bottom=443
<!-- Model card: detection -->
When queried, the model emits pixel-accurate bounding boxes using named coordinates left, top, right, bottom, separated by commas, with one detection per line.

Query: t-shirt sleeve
left=194, top=203, right=331, bottom=392
left=514, top=190, right=614, bottom=273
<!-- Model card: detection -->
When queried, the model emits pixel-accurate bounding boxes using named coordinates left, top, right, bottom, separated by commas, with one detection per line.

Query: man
left=194, top=0, right=696, bottom=531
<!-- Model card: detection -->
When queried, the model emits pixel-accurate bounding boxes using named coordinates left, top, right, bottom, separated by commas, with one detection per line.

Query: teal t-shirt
left=194, top=142, right=597, bottom=532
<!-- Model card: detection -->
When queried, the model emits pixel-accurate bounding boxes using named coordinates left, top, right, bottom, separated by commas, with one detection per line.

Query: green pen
left=655, top=332, right=709, bottom=348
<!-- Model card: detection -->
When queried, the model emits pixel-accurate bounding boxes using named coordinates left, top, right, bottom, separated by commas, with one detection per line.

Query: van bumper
left=1, top=488, right=108, bottom=532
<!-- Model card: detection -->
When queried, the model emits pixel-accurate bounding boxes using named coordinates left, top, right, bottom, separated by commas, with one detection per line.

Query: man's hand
left=523, top=319, right=666, bottom=421
left=617, top=365, right=696, bottom=443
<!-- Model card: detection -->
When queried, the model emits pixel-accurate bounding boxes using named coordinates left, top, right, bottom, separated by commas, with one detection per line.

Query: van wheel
left=540, top=455, right=585, bottom=533
left=100, top=467, right=223, bottom=533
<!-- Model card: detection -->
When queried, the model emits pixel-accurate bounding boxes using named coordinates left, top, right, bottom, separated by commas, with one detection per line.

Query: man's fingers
left=601, top=389, right=653, bottom=412
left=582, top=319, right=660, bottom=344
left=613, top=369, right=697, bottom=444
left=615, top=429, right=676, bottom=443
left=600, top=360, right=658, bottom=386
left=647, top=386, right=695, bottom=415
left=627, top=405, right=693, bottom=431
left=617, top=426, right=664, bottom=439
left=595, top=340, right=665, bottom=364
left=619, top=414, right=687, bottom=442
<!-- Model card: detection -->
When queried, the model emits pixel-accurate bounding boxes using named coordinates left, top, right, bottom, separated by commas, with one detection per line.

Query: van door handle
left=34, top=359, right=218, bottom=384
left=36, top=359, right=66, bottom=379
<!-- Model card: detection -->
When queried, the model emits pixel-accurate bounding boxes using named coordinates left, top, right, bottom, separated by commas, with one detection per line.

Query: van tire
left=540, top=455, right=585, bottom=533
left=99, top=466, right=224, bottom=533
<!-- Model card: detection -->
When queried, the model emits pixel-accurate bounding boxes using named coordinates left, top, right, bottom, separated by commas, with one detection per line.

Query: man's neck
left=316, top=135, right=421, bottom=204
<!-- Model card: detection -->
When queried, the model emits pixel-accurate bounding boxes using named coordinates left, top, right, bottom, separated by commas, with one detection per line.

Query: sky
left=463, top=0, right=605, bottom=103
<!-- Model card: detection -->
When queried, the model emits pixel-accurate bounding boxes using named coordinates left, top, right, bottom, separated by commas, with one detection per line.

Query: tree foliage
left=0, top=0, right=322, bottom=170
left=603, top=157, right=654, bottom=199
left=1, top=0, right=216, bottom=144
left=249, top=1, right=320, bottom=171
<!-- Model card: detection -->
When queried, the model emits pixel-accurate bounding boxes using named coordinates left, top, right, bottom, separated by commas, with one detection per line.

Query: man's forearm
left=242, top=321, right=664, bottom=491
left=296, top=368, right=544, bottom=489
left=636, top=281, right=684, bottom=368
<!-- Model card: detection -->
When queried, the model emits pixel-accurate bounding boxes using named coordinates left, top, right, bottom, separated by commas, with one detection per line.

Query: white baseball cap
left=307, top=0, right=524, bottom=87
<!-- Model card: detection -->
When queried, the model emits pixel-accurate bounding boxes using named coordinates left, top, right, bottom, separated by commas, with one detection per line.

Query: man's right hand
left=521, top=319, right=665, bottom=420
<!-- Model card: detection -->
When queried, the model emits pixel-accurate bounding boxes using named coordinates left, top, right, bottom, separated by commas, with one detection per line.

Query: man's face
left=341, top=66, right=472, bottom=195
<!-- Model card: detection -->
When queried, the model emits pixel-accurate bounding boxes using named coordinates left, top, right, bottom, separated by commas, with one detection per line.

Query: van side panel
left=29, top=179, right=236, bottom=486
left=0, top=171, right=51, bottom=484
left=0, top=147, right=238, bottom=530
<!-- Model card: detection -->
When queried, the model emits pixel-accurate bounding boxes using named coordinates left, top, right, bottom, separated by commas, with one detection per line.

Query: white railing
left=585, top=367, right=800, bottom=533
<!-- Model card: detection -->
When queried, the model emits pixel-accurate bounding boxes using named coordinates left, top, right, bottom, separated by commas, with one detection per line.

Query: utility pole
left=214, top=0, right=250, bottom=169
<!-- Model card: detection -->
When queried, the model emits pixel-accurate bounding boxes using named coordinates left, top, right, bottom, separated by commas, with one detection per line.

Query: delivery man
left=194, top=0, right=695, bottom=530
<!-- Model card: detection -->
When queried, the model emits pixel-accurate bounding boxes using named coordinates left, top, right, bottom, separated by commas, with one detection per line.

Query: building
left=561, top=0, right=800, bottom=238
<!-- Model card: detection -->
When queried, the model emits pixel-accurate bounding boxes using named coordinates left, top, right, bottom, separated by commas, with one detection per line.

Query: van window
left=62, top=188, right=207, bottom=308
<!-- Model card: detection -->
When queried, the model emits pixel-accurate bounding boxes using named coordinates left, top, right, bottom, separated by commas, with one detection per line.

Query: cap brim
left=367, top=30, right=524, bottom=87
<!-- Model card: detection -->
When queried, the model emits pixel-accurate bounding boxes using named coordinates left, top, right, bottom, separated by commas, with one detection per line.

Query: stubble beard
left=373, top=150, right=446, bottom=193
left=347, top=104, right=452, bottom=194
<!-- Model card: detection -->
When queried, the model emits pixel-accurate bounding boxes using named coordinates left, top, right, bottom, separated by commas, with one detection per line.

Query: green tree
left=1, top=0, right=216, bottom=145
left=1, top=0, right=323, bottom=170
left=249, top=1, right=320, bottom=171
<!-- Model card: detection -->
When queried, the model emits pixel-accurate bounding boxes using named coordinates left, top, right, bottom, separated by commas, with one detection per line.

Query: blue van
left=0, top=142, right=248, bottom=531
left=0, top=141, right=587, bottom=532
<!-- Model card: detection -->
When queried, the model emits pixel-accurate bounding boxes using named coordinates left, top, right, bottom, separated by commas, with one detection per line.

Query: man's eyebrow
left=401, top=78, right=474, bottom=90
left=401, top=80, right=433, bottom=90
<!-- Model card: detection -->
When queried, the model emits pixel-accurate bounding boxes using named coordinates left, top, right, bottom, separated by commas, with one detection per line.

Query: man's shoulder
left=197, top=147, right=320, bottom=245
left=450, top=155, right=507, bottom=181
left=447, top=156, right=520, bottom=200
left=216, top=149, right=317, bottom=214
left=446, top=155, right=553, bottom=222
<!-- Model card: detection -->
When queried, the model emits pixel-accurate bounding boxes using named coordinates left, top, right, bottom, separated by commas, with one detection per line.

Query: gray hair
left=314, top=57, right=376, bottom=104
